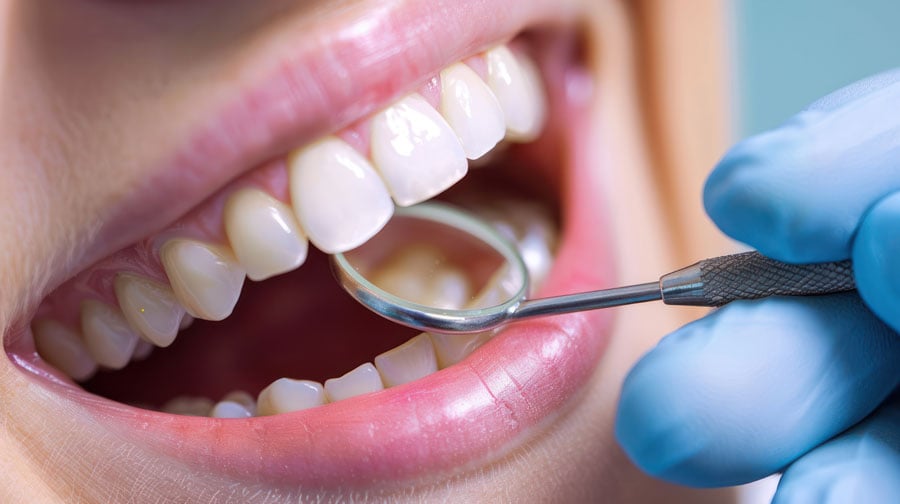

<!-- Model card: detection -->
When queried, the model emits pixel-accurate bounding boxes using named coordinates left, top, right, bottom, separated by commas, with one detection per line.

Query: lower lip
left=9, top=58, right=613, bottom=489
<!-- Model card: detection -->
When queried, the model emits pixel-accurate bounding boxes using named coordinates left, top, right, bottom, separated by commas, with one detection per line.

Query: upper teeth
left=30, top=44, right=551, bottom=413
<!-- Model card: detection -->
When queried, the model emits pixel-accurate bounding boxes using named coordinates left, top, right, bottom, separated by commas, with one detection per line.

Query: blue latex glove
left=616, top=69, right=900, bottom=501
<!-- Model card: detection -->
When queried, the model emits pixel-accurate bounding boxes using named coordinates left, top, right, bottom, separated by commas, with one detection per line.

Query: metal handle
left=660, top=251, right=856, bottom=307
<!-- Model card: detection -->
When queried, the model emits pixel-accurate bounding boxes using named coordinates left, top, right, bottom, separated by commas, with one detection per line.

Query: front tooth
left=114, top=273, right=185, bottom=347
left=160, top=239, right=245, bottom=321
left=288, top=137, right=394, bottom=253
left=224, top=188, right=309, bottom=281
left=485, top=46, right=547, bottom=142
left=439, top=63, right=505, bottom=159
left=256, top=378, right=325, bottom=416
left=210, top=400, right=253, bottom=419
left=32, top=319, right=97, bottom=381
left=324, top=363, right=384, bottom=402
left=80, top=300, right=140, bottom=369
left=374, top=334, right=438, bottom=387
left=370, top=94, right=468, bottom=206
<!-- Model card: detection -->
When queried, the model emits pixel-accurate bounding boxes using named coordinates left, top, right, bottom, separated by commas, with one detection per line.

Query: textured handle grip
left=698, top=251, right=856, bottom=306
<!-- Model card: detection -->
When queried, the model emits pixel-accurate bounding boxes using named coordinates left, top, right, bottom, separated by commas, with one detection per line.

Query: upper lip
left=9, top=0, right=613, bottom=488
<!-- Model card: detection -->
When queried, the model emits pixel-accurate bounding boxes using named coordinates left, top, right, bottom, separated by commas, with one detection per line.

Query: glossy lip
left=7, top=0, right=614, bottom=489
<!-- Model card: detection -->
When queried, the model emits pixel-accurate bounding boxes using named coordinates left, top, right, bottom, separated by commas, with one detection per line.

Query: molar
left=80, top=300, right=140, bottom=370
left=370, top=94, right=468, bottom=206
left=32, top=319, right=98, bottom=381
left=224, top=188, right=309, bottom=281
left=288, top=137, right=394, bottom=254
left=485, top=46, right=547, bottom=142
left=160, top=239, right=246, bottom=321
left=324, top=362, right=384, bottom=402
left=374, top=333, right=438, bottom=387
left=256, top=378, right=326, bottom=416
left=114, top=273, right=186, bottom=347
left=439, top=63, right=506, bottom=159
left=161, top=396, right=214, bottom=416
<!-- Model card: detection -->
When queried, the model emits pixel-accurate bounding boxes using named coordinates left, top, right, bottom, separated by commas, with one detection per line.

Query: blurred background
left=732, top=0, right=900, bottom=136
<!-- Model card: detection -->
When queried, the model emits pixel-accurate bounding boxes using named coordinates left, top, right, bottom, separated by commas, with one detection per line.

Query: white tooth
left=368, top=244, right=471, bottom=309
left=179, top=313, right=194, bottom=330
left=221, top=390, right=257, bottom=415
left=256, top=378, right=325, bottom=416
left=80, top=300, right=140, bottom=369
left=485, top=46, right=547, bottom=142
left=114, top=273, right=185, bottom=347
left=289, top=137, right=394, bottom=253
left=132, top=339, right=153, bottom=360
left=161, top=396, right=214, bottom=416
left=210, top=400, right=253, bottom=419
left=160, top=239, right=246, bottom=321
left=374, top=334, right=438, bottom=387
left=370, top=94, right=468, bottom=206
left=224, top=188, right=309, bottom=281
left=428, top=264, right=519, bottom=368
left=429, top=332, right=492, bottom=369
left=324, top=363, right=384, bottom=402
left=439, top=63, right=505, bottom=159
left=32, top=319, right=97, bottom=381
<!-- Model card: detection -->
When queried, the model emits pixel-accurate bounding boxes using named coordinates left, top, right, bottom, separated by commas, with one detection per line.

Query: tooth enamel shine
left=114, top=273, right=186, bottom=347
left=80, top=300, right=140, bottom=369
left=224, top=188, right=309, bottom=281
left=289, top=137, right=394, bottom=254
left=256, top=378, right=325, bottom=415
left=370, top=94, right=468, bottom=206
left=440, top=63, right=506, bottom=159
left=161, top=239, right=246, bottom=321
left=485, top=46, right=547, bottom=142
left=324, top=363, right=384, bottom=402
left=374, top=333, right=438, bottom=387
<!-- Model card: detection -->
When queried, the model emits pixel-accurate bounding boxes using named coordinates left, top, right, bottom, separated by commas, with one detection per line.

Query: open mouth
left=5, top=1, right=617, bottom=491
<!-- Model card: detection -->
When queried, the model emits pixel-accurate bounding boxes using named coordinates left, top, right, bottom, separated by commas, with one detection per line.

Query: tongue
left=82, top=249, right=418, bottom=408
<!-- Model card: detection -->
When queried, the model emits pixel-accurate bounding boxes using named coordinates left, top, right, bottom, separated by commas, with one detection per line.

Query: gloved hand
left=616, top=69, right=900, bottom=502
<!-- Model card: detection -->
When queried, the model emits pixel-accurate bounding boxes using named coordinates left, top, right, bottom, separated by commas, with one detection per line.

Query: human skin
left=0, top=0, right=734, bottom=501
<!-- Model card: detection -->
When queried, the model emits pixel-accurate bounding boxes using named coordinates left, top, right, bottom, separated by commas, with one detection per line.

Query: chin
left=0, top=0, right=733, bottom=501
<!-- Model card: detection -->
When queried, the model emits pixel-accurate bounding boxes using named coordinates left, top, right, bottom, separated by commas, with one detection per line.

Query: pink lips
left=10, top=0, right=613, bottom=489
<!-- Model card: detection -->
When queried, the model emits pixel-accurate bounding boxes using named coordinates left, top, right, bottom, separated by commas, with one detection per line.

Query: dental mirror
left=331, top=203, right=857, bottom=335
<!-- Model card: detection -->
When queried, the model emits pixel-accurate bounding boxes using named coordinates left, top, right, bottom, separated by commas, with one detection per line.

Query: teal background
left=733, top=0, right=900, bottom=136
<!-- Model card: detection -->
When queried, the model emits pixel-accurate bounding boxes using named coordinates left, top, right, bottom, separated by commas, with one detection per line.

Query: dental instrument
left=331, top=203, right=856, bottom=334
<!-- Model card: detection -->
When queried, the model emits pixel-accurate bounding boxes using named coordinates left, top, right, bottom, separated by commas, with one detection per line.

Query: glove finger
left=773, top=392, right=900, bottom=504
left=853, top=191, right=900, bottom=333
left=703, top=68, right=900, bottom=263
left=615, top=293, right=900, bottom=487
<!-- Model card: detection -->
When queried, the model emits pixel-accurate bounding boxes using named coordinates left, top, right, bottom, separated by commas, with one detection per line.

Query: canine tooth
left=210, top=400, right=253, bottom=419
left=370, top=94, right=468, bottom=206
left=224, top=188, right=308, bottom=281
left=440, top=63, right=505, bottom=159
left=80, top=300, right=140, bottom=369
left=32, top=319, right=97, bottom=381
left=485, top=46, right=547, bottom=141
left=289, top=137, right=394, bottom=253
left=114, top=273, right=185, bottom=347
left=256, top=378, right=325, bottom=416
left=429, top=332, right=492, bottom=369
left=222, top=390, right=256, bottom=414
left=374, top=334, right=438, bottom=387
left=161, top=396, right=214, bottom=416
left=324, top=363, right=384, bottom=402
left=161, top=239, right=245, bottom=321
